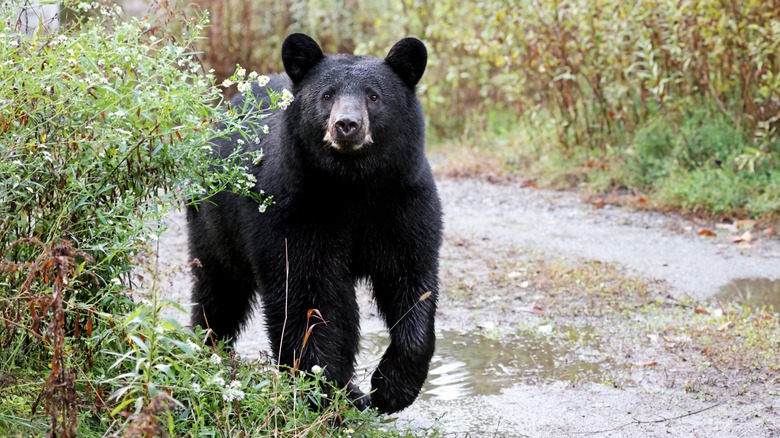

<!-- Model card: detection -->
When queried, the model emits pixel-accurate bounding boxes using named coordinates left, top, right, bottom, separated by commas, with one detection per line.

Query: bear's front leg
left=370, top=271, right=438, bottom=414
left=258, top=247, right=369, bottom=410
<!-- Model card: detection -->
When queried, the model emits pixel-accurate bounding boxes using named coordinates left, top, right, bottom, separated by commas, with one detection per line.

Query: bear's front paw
left=369, top=367, right=423, bottom=414
left=345, top=382, right=371, bottom=411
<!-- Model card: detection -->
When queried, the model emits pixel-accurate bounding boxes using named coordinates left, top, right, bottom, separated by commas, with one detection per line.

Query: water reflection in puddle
left=717, top=278, right=780, bottom=310
left=357, top=328, right=617, bottom=401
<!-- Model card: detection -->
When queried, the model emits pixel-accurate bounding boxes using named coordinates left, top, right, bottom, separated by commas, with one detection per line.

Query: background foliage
left=194, top=0, right=780, bottom=219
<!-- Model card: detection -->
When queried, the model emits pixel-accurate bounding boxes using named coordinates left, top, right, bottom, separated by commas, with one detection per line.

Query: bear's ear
left=384, top=37, right=427, bottom=88
left=282, top=33, right=325, bottom=84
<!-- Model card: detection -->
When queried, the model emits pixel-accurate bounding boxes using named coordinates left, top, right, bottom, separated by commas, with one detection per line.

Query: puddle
left=357, top=328, right=621, bottom=400
left=716, top=278, right=780, bottom=310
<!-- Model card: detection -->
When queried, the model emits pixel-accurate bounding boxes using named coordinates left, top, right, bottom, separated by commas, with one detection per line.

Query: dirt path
left=157, top=176, right=780, bottom=437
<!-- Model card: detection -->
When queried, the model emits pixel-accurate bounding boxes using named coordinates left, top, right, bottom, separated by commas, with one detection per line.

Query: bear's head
left=280, top=33, right=427, bottom=160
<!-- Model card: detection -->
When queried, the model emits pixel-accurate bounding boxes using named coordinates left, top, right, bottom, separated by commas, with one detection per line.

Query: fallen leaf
left=521, top=180, right=540, bottom=189
left=518, top=305, right=544, bottom=314
left=698, top=229, right=717, bottom=237
left=765, top=227, right=775, bottom=238
left=642, top=361, right=659, bottom=367
left=731, top=230, right=753, bottom=243
left=694, top=306, right=710, bottom=315
left=593, top=200, right=607, bottom=209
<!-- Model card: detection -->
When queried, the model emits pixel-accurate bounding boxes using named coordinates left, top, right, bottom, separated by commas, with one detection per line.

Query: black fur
left=188, top=33, right=442, bottom=414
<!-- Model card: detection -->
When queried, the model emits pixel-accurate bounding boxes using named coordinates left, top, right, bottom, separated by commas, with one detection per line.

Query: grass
left=428, top=108, right=780, bottom=224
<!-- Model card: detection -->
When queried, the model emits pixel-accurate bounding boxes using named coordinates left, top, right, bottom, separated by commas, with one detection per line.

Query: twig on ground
left=571, top=401, right=724, bottom=435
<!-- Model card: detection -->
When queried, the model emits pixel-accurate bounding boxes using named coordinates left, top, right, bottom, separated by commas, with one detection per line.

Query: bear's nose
left=335, top=115, right=361, bottom=139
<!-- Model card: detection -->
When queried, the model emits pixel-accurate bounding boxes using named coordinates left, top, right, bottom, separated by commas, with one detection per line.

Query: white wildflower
left=311, top=365, right=322, bottom=374
left=278, top=89, right=294, bottom=110
left=261, top=125, right=269, bottom=134
left=192, top=382, right=201, bottom=394
left=248, top=71, right=258, bottom=79
left=210, top=353, right=222, bottom=365
left=236, top=139, right=245, bottom=145
left=237, top=82, right=251, bottom=93
left=185, top=338, right=202, bottom=352
left=221, top=79, right=233, bottom=88
left=257, top=75, right=270, bottom=87
left=252, top=149, right=264, bottom=165
left=236, top=67, right=246, bottom=77
left=258, top=204, right=267, bottom=213
left=211, top=375, right=225, bottom=387
left=222, top=381, right=245, bottom=402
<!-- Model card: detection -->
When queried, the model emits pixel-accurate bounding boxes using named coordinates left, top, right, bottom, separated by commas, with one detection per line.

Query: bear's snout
left=335, top=114, right=362, bottom=139
left=324, top=97, right=372, bottom=152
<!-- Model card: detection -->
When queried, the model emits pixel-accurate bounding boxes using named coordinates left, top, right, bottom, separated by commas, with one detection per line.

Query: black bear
left=187, top=33, right=442, bottom=414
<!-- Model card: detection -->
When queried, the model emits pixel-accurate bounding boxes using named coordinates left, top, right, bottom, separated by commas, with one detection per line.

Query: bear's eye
left=323, top=93, right=332, bottom=101
left=369, top=94, right=379, bottom=102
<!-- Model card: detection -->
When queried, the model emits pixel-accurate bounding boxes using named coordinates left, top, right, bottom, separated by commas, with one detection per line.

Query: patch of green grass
left=429, top=107, right=780, bottom=222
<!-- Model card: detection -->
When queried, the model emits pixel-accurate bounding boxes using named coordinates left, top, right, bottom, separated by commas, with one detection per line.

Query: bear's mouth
left=322, top=129, right=374, bottom=153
